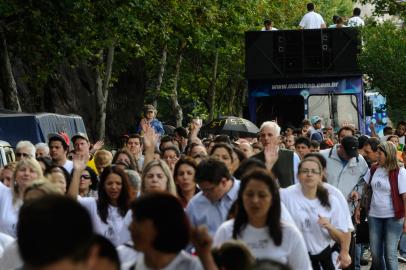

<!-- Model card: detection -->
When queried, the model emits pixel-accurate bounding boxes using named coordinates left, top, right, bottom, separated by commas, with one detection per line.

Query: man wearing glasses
left=186, top=158, right=240, bottom=236
left=15, top=141, right=35, bottom=161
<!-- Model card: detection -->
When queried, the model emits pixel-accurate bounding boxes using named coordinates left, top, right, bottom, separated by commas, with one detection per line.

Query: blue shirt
left=136, top=119, right=164, bottom=136
left=186, top=179, right=240, bottom=236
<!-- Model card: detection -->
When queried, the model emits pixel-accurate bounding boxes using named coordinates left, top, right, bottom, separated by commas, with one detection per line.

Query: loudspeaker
left=245, top=28, right=361, bottom=79
left=245, top=31, right=275, bottom=79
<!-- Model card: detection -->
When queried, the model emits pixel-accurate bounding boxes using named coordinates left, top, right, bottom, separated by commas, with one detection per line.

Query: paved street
left=361, top=260, right=406, bottom=269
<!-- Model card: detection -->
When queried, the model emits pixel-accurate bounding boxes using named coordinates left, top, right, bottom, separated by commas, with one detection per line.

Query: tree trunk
left=152, top=44, right=167, bottom=109
left=171, top=42, right=186, bottom=127
left=0, top=28, right=21, bottom=111
left=95, top=46, right=115, bottom=140
left=238, top=80, right=247, bottom=117
left=208, top=51, right=219, bottom=121
left=228, top=77, right=237, bottom=115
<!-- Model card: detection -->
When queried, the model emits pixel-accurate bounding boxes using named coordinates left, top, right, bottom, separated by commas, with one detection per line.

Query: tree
left=359, top=0, right=406, bottom=19
left=1, top=0, right=145, bottom=139
left=359, top=22, right=406, bottom=122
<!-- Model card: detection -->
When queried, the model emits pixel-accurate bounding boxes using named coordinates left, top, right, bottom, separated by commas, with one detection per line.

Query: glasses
left=299, top=169, right=321, bottom=175
left=80, top=175, right=91, bottom=180
left=198, top=184, right=217, bottom=194
left=16, top=153, right=31, bottom=158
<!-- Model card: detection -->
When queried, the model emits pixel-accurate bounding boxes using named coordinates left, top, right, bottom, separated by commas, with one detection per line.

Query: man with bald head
left=251, top=121, right=300, bottom=187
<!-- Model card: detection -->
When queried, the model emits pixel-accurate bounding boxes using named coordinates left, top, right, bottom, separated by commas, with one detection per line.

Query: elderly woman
left=0, top=158, right=43, bottom=237
left=363, top=141, right=406, bottom=269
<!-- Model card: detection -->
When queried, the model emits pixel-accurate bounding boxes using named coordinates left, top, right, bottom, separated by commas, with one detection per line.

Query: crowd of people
left=1, top=101, right=406, bottom=270
left=262, top=3, right=365, bottom=31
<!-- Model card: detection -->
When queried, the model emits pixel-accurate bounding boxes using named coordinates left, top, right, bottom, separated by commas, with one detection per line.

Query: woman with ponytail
left=280, top=157, right=349, bottom=270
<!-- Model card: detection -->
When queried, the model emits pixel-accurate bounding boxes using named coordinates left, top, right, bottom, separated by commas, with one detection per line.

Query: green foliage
left=0, top=0, right=355, bottom=127
left=359, top=22, right=406, bottom=122
left=359, top=0, right=406, bottom=19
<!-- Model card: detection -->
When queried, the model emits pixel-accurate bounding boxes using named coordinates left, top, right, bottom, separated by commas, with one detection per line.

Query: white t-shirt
left=0, top=232, right=14, bottom=258
left=261, top=27, right=278, bottom=31
left=0, top=183, right=22, bottom=238
left=63, top=159, right=74, bottom=174
left=214, top=219, right=311, bottom=270
left=280, top=184, right=348, bottom=255
left=323, top=183, right=354, bottom=232
left=117, top=241, right=139, bottom=270
left=78, top=197, right=132, bottom=246
left=131, top=251, right=203, bottom=270
left=299, top=11, right=325, bottom=29
left=347, top=16, right=365, bottom=27
left=0, top=239, right=22, bottom=270
left=364, top=167, right=406, bottom=218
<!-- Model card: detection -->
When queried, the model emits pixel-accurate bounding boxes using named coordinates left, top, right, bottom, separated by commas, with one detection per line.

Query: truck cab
left=0, top=140, right=15, bottom=167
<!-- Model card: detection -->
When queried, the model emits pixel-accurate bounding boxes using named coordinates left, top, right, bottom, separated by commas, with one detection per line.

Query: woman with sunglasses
left=71, top=166, right=98, bottom=198
left=68, top=155, right=132, bottom=246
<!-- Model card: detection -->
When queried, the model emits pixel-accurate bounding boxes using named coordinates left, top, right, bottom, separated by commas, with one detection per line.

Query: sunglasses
left=16, top=153, right=31, bottom=158
left=80, top=175, right=91, bottom=180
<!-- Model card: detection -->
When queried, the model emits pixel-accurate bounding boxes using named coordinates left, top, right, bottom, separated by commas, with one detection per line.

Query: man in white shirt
left=299, top=3, right=326, bottom=29
left=348, top=8, right=365, bottom=27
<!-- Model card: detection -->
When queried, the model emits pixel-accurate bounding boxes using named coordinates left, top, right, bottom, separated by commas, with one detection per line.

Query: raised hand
left=264, top=141, right=279, bottom=170
left=92, top=140, right=104, bottom=152
left=317, top=215, right=332, bottom=230
left=190, top=226, right=212, bottom=256
left=143, top=124, right=158, bottom=150
left=72, top=153, right=88, bottom=172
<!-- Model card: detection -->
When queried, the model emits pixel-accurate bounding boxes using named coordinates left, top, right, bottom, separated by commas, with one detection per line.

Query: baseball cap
left=48, top=132, right=70, bottom=147
left=310, top=116, right=322, bottom=125
left=71, top=132, right=89, bottom=143
left=341, top=136, right=359, bottom=158
left=144, top=104, right=155, bottom=113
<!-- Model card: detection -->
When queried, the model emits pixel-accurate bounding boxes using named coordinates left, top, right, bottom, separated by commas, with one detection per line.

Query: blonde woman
left=363, top=141, right=406, bottom=269
left=24, top=179, right=62, bottom=200
left=141, top=160, right=177, bottom=196
left=0, top=158, right=43, bottom=237
left=0, top=179, right=62, bottom=270
left=94, top=149, right=113, bottom=175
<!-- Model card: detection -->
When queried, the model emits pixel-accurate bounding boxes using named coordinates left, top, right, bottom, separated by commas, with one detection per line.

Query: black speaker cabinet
left=245, top=28, right=361, bottom=79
